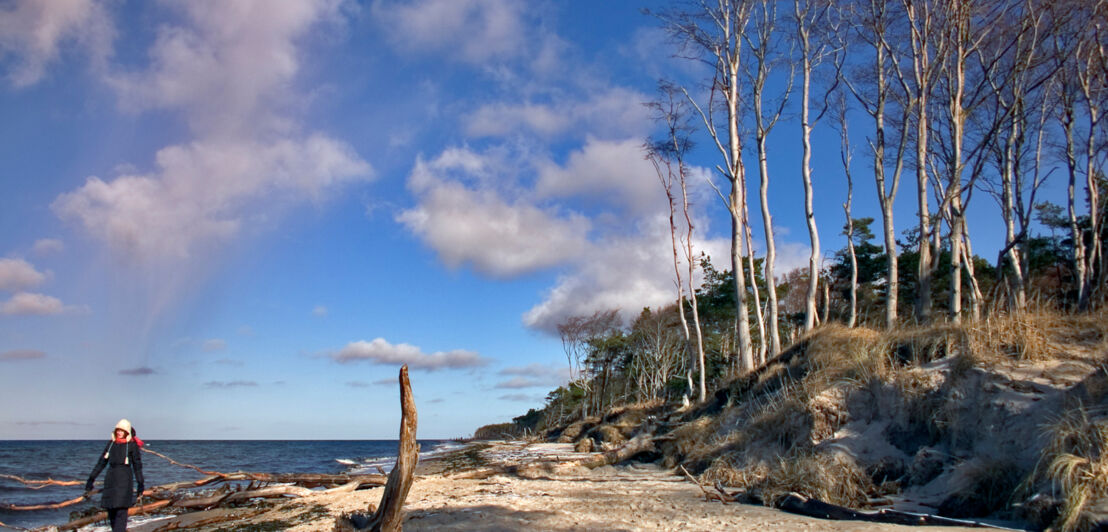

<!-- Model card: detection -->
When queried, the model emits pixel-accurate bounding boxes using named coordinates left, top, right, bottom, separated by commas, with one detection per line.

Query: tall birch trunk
left=796, top=0, right=820, bottom=333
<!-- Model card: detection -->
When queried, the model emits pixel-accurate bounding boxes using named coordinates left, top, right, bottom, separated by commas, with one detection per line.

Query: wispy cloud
left=312, top=305, right=328, bottom=317
left=498, top=393, right=544, bottom=403
left=329, top=338, right=491, bottom=371
left=204, top=380, right=258, bottom=388
left=494, top=363, right=569, bottom=389
left=202, top=338, right=227, bottom=352
left=15, top=420, right=94, bottom=427
left=0, top=349, right=46, bottom=361
left=119, top=367, right=156, bottom=376
left=371, top=0, right=530, bottom=65
left=31, top=238, right=64, bottom=256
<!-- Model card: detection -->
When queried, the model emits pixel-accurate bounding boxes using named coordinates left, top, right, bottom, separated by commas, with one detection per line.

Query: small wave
left=335, top=458, right=356, bottom=466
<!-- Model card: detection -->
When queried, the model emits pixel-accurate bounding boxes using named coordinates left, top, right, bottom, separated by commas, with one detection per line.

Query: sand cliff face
left=521, top=317, right=1108, bottom=530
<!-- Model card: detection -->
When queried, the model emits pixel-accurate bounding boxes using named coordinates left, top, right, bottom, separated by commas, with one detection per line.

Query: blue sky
left=0, top=0, right=1057, bottom=439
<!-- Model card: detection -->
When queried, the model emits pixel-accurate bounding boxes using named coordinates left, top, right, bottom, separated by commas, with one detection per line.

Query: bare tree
left=630, top=308, right=687, bottom=402
left=745, top=0, right=793, bottom=356
left=837, top=0, right=909, bottom=329
left=977, top=0, right=1058, bottom=312
left=836, top=93, right=859, bottom=327
left=793, top=0, right=832, bottom=332
left=1074, top=3, right=1107, bottom=307
left=659, top=0, right=757, bottom=373
left=894, top=0, right=947, bottom=323
left=556, top=310, right=620, bottom=418
left=646, top=82, right=709, bottom=401
left=1054, top=18, right=1092, bottom=308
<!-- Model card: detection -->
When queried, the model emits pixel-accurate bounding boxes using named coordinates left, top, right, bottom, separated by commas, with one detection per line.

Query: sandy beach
left=113, top=441, right=986, bottom=532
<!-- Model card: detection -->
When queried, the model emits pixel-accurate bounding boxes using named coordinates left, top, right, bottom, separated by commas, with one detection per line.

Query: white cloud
left=0, top=292, right=82, bottom=316
left=55, top=1, right=371, bottom=263
left=0, top=0, right=113, bottom=87
left=536, top=136, right=663, bottom=218
left=523, top=214, right=731, bottom=334
left=312, top=305, right=328, bottom=317
left=106, top=0, right=345, bottom=136
left=399, top=143, right=737, bottom=335
left=398, top=150, right=590, bottom=278
left=202, top=338, right=226, bottom=352
left=0, top=258, right=48, bottom=291
left=31, top=239, right=64, bottom=256
left=371, top=0, right=528, bottom=64
left=53, top=135, right=371, bottom=261
left=773, top=240, right=814, bottom=280
left=330, top=338, right=491, bottom=371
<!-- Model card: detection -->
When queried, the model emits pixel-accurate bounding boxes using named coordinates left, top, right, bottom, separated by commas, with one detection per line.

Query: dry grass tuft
left=745, top=394, right=812, bottom=453
left=801, top=325, right=889, bottom=391
left=717, top=452, right=874, bottom=507
left=1028, top=404, right=1108, bottom=531
left=668, top=415, right=720, bottom=460
left=967, top=312, right=1064, bottom=362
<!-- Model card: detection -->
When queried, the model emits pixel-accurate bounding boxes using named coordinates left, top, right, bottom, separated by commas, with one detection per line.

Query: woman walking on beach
left=85, top=419, right=145, bottom=532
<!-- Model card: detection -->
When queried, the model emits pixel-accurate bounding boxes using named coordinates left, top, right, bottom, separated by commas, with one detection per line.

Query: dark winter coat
left=87, top=440, right=144, bottom=509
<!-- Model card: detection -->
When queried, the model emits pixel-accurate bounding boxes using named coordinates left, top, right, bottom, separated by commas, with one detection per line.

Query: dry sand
left=122, top=441, right=988, bottom=532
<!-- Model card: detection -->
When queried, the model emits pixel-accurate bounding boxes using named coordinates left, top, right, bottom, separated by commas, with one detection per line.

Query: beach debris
left=57, top=499, right=172, bottom=531
left=335, top=364, right=419, bottom=532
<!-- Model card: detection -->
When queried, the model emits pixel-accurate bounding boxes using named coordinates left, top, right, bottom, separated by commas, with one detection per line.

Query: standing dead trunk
left=337, top=365, right=418, bottom=532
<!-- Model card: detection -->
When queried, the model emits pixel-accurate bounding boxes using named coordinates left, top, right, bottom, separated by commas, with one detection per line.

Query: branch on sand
left=335, top=364, right=419, bottom=532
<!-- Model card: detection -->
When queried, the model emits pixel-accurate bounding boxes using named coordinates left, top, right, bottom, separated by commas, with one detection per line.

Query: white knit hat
left=113, top=419, right=133, bottom=442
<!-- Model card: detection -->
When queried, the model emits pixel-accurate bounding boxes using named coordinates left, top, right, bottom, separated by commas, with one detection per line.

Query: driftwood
left=0, top=474, right=83, bottom=489
left=774, top=492, right=1003, bottom=528
left=58, top=499, right=172, bottom=530
left=580, top=432, right=656, bottom=469
left=336, top=365, right=419, bottom=532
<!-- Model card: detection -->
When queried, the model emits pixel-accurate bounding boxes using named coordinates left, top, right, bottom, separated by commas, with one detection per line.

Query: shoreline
left=86, top=440, right=989, bottom=532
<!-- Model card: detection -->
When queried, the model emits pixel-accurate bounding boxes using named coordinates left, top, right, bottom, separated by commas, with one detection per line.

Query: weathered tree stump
left=336, top=365, right=419, bottom=532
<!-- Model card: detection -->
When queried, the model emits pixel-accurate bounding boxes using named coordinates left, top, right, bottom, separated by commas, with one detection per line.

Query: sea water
left=0, top=439, right=462, bottom=530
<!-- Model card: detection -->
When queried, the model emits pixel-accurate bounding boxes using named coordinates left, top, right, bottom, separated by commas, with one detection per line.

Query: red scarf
left=113, top=435, right=144, bottom=446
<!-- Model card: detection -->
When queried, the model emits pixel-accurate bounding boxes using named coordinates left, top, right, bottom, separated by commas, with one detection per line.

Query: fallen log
left=171, top=484, right=314, bottom=509
left=130, top=507, right=269, bottom=532
left=57, top=499, right=172, bottom=531
left=580, top=432, right=656, bottom=469
left=336, top=364, right=419, bottom=532
left=0, top=490, right=95, bottom=511
left=774, top=492, right=1004, bottom=529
